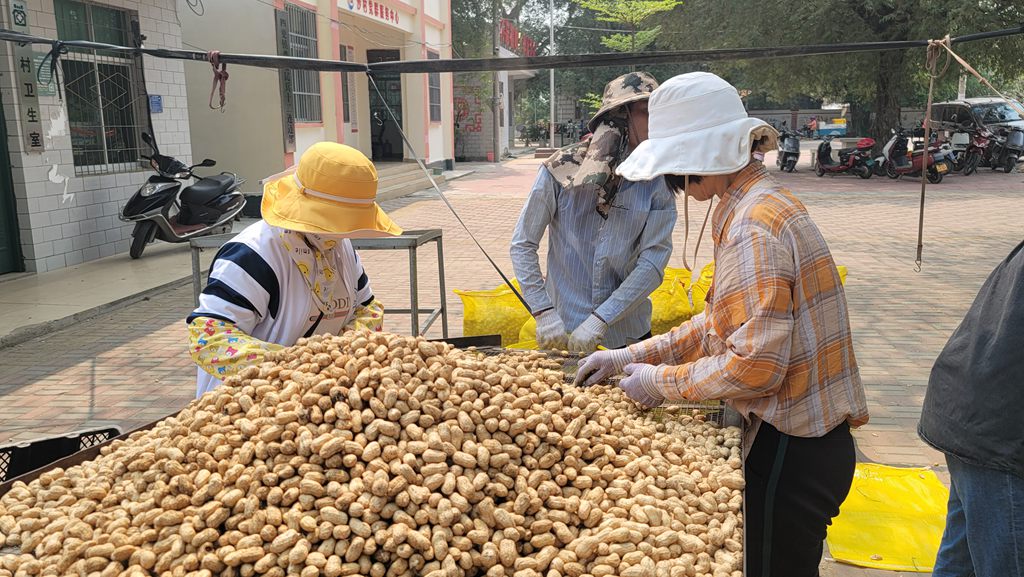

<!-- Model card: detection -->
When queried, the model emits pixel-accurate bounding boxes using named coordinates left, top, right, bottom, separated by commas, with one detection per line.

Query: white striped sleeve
left=187, top=241, right=281, bottom=334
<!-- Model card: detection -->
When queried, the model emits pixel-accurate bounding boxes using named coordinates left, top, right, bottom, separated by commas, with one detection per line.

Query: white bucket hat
left=616, top=72, right=779, bottom=180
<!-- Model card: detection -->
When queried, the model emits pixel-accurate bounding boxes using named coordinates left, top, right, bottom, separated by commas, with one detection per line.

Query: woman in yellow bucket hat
left=186, top=142, right=402, bottom=398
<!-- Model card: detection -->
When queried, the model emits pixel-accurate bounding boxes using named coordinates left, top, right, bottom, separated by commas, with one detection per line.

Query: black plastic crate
left=0, top=427, right=121, bottom=484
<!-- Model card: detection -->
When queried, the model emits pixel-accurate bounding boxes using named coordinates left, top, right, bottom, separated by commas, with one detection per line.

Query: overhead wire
left=4, top=24, right=1021, bottom=75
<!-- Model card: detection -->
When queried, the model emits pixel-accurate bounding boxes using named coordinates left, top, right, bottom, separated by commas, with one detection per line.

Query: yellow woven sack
left=690, top=261, right=716, bottom=316
left=453, top=280, right=530, bottom=346
left=519, top=315, right=537, bottom=344
left=826, top=464, right=948, bottom=572
left=651, top=267, right=694, bottom=335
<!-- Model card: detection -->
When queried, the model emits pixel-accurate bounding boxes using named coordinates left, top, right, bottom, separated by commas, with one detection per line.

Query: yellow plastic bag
left=690, top=261, right=715, bottom=316
left=651, top=267, right=694, bottom=335
left=826, top=464, right=948, bottom=572
left=519, top=315, right=537, bottom=343
left=837, top=264, right=848, bottom=285
left=453, top=280, right=530, bottom=347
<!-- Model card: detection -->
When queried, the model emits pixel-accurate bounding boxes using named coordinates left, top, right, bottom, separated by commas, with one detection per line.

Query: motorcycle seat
left=181, top=174, right=235, bottom=205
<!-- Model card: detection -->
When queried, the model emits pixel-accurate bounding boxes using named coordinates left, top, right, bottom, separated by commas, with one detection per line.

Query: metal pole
left=409, top=247, right=420, bottom=336
left=957, top=72, right=967, bottom=100
left=549, top=0, right=555, bottom=147
left=491, top=0, right=501, bottom=162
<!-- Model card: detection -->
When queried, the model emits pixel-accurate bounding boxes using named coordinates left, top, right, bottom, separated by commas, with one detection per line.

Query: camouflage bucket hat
left=588, top=71, right=659, bottom=132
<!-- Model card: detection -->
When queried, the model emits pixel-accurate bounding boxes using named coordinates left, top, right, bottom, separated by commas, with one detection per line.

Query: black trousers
left=745, top=421, right=856, bottom=577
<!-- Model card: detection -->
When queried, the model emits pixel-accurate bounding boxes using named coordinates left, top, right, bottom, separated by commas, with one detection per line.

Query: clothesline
left=0, top=24, right=1021, bottom=77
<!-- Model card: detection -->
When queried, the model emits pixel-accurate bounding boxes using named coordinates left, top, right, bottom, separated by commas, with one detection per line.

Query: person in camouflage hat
left=510, top=71, right=677, bottom=353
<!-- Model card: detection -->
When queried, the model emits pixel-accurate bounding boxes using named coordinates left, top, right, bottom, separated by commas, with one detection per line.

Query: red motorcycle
left=814, top=136, right=876, bottom=179
left=960, top=128, right=992, bottom=176
left=880, top=127, right=953, bottom=184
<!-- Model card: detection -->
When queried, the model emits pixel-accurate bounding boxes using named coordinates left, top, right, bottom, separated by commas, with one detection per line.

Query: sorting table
left=188, top=229, right=448, bottom=338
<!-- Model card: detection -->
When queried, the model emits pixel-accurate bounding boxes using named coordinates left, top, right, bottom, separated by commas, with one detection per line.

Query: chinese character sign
left=499, top=19, right=538, bottom=57
left=347, top=0, right=399, bottom=24
left=11, top=0, right=44, bottom=151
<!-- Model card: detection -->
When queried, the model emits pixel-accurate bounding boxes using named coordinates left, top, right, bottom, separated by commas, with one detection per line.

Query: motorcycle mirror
left=141, top=132, right=153, bottom=146
left=198, top=159, right=216, bottom=168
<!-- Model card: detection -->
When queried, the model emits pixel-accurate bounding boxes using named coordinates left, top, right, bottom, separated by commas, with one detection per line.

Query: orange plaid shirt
left=628, top=163, right=868, bottom=437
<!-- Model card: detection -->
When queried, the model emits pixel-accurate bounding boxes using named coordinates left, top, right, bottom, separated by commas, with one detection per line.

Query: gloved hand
left=568, top=314, right=607, bottom=353
left=574, top=347, right=633, bottom=388
left=535, top=309, right=568, bottom=350
left=619, top=363, right=665, bottom=408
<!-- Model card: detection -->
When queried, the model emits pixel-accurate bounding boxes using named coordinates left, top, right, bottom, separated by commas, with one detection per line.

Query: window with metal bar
left=55, top=0, right=149, bottom=176
left=427, top=51, right=442, bottom=122
left=286, top=4, right=321, bottom=123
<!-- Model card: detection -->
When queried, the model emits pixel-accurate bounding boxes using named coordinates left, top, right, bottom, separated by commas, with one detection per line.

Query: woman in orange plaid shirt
left=575, top=73, right=869, bottom=577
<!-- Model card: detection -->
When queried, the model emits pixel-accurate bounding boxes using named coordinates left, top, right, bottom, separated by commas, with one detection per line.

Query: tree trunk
left=871, top=50, right=905, bottom=148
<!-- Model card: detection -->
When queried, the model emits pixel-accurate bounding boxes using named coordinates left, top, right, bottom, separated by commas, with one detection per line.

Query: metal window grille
left=55, top=0, right=149, bottom=176
left=427, top=51, right=441, bottom=122
left=286, top=4, right=321, bottom=123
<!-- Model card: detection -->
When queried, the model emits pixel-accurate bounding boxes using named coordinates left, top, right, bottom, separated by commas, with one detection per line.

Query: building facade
left=0, top=0, right=192, bottom=274
left=179, top=0, right=455, bottom=194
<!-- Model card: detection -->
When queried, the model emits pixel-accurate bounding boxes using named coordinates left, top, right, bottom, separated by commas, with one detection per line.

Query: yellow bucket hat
left=261, top=142, right=402, bottom=237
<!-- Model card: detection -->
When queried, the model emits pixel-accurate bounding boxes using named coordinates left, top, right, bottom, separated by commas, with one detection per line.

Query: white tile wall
left=2, top=0, right=193, bottom=273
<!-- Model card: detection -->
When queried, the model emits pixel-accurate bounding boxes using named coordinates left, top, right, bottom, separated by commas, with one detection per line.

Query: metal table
left=351, top=229, right=448, bottom=338
left=188, top=229, right=449, bottom=338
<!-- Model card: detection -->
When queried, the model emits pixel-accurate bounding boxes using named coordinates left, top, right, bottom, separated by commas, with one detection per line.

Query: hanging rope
left=914, top=36, right=953, bottom=272
left=207, top=51, right=229, bottom=111
left=929, top=37, right=1024, bottom=119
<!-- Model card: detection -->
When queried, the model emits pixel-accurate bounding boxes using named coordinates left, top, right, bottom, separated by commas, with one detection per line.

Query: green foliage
left=580, top=92, right=603, bottom=114
left=657, top=0, right=1024, bottom=137
left=574, top=0, right=682, bottom=28
left=600, top=27, right=662, bottom=52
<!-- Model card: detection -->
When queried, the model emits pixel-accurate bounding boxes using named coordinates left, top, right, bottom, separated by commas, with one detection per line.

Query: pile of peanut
left=0, top=332, right=743, bottom=577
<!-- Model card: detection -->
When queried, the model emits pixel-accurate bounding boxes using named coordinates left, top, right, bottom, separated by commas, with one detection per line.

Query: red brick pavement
left=1, top=158, right=1022, bottom=474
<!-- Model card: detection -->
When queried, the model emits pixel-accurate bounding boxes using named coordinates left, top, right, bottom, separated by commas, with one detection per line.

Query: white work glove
left=574, top=347, right=634, bottom=388
left=619, top=363, right=665, bottom=408
left=535, top=309, right=568, bottom=350
left=568, top=314, right=608, bottom=353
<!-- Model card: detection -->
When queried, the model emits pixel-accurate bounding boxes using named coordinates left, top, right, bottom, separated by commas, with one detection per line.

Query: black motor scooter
left=120, top=133, right=245, bottom=259
left=776, top=123, right=800, bottom=172
left=988, top=126, right=1024, bottom=173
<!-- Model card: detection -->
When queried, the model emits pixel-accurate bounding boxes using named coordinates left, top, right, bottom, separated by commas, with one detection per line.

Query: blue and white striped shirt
left=187, top=220, right=375, bottom=396
left=511, top=166, right=677, bottom=348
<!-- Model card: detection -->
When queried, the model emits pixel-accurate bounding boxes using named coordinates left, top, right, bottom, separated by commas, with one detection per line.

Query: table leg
left=409, top=247, right=419, bottom=337
left=191, top=247, right=201, bottom=308
left=436, top=237, right=448, bottom=338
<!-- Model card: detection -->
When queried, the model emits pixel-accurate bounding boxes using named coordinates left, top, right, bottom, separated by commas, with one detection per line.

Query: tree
left=658, top=0, right=1024, bottom=139
left=573, top=0, right=682, bottom=52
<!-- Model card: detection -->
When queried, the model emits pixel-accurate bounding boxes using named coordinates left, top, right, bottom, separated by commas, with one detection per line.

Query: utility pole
left=548, top=0, right=555, bottom=148
left=957, top=72, right=967, bottom=100
left=491, top=0, right=502, bottom=162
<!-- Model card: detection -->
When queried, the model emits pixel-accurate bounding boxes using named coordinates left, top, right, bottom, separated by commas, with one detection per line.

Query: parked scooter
left=959, top=128, right=992, bottom=176
left=776, top=123, right=800, bottom=172
left=879, top=127, right=953, bottom=183
left=120, top=133, right=245, bottom=259
left=987, top=126, right=1024, bottom=173
left=814, top=135, right=875, bottom=179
